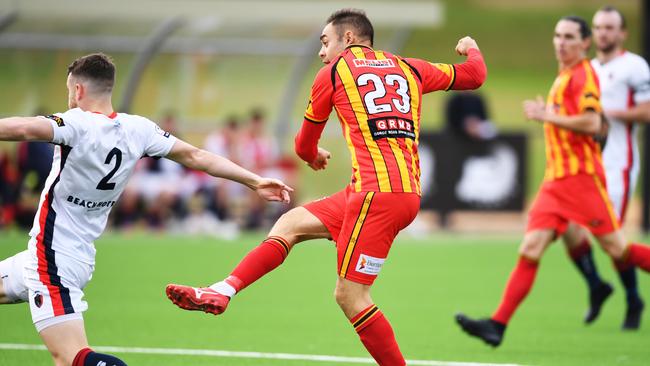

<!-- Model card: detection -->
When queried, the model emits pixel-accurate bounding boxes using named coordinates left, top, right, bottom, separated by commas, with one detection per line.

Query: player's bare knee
left=518, top=231, right=552, bottom=260
left=268, top=209, right=303, bottom=246
left=333, top=284, right=349, bottom=307
left=599, top=240, right=625, bottom=260
left=333, top=282, right=359, bottom=309
left=596, top=231, right=627, bottom=260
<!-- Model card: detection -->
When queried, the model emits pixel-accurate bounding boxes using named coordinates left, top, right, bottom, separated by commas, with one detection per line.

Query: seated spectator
left=240, top=108, right=280, bottom=229
left=445, top=91, right=497, bottom=141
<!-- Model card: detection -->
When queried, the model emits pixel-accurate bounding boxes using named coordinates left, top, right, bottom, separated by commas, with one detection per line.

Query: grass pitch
left=0, top=230, right=649, bottom=365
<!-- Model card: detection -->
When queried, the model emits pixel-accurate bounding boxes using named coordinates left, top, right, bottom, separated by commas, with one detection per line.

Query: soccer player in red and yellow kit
left=457, top=15, right=650, bottom=347
left=166, top=8, right=486, bottom=365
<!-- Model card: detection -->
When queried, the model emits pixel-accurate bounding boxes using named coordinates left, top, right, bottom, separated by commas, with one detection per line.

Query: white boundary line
left=0, top=343, right=525, bottom=366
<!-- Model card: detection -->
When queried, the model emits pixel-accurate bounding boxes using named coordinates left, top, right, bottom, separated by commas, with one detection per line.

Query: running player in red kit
left=456, top=15, right=650, bottom=348
left=167, top=9, right=486, bottom=365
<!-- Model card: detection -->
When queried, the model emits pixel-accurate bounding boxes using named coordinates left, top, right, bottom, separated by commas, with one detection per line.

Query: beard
left=597, top=41, right=617, bottom=54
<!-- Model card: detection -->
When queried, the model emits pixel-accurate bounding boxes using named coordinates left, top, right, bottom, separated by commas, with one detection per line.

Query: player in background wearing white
left=562, top=6, right=650, bottom=330
left=0, top=53, right=292, bottom=366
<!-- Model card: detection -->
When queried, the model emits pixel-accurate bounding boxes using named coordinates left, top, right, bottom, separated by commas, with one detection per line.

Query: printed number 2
left=357, top=73, right=410, bottom=114
left=96, top=147, right=122, bottom=190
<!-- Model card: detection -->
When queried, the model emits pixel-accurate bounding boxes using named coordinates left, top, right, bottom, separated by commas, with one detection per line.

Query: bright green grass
left=1, top=230, right=649, bottom=365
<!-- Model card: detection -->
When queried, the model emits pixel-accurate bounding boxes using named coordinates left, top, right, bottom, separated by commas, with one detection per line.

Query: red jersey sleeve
left=304, top=65, right=335, bottom=123
left=571, top=65, right=602, bottom=114
left=405, top=48, right=487, bottom=94
left=295, top=65, right=334, bottom=163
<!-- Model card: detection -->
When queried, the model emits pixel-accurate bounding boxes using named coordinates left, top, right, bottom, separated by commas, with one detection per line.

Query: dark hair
left=561, top=15, right=591, bottom=39
left=598, top=5, right=627, bottom=30
left=250, top=107, right=265, bottom=121
left=67, top=53, right=115, bottom=94
left=326, top=8, right=374, bottom=46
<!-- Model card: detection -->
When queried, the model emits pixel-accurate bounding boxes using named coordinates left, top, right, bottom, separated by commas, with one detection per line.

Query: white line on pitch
left=0, top=343, right=526, bottom=366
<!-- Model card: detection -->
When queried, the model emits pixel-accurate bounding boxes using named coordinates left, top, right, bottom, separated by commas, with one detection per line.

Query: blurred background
left=0, top=0, right=642, bottom=236
left=3, top=2, right=650, bottom=365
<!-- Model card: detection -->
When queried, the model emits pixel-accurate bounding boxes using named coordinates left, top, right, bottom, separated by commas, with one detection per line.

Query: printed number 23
left=96, top=147, right=122, bottom=190
left=357, top=73, right=410, bottom=114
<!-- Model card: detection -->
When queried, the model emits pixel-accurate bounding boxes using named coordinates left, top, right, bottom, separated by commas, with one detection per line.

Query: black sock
left=569, top=241, right=603, bottom=291
left=617, top=267, right=642, bottom=305
left=74, top=348, right=127, bottom=366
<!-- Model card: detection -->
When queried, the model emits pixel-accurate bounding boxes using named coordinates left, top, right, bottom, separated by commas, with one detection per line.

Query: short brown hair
left=326, top=8, right=374, bottom=46
left=598, top=5, right=627, bottom=30
left=67, top=53, right=115, bottom=94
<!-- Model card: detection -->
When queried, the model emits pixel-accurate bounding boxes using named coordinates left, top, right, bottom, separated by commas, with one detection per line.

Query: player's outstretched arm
left=452, top=36, right=487, bottom=90
left=523, top=96, right=602, bottom=134
left=166, top=139, right=292, bottom=203
left=405, top=36, right=486, bottom=94
left=0, top=116, right=54, bottom=141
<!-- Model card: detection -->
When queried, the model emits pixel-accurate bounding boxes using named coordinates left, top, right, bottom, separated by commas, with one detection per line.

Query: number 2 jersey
left=295, top=45, right=486, bottom=195
left=29, top=108, right=177, bottom=265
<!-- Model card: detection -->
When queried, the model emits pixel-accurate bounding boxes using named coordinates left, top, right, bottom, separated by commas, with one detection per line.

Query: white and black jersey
left=28, top=108, right=177, bottom=265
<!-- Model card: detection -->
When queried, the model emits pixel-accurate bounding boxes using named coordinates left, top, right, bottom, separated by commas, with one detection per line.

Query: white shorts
left=0, top=244, right=94, bottom=331
left=605, top=163, right=640, bottom=224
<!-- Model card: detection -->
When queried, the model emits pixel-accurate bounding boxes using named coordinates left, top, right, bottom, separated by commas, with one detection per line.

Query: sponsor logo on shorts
left=45, top=115, right=65, bottom=127
left=34, top=292, right=43, bottom=308
left=355, top=254, right=385, bottom=275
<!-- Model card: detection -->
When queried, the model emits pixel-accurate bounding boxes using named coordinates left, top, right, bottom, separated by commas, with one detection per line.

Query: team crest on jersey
left=34, top=292, right=43, bottom=308
left=367, top=117, right=415, bottom=140
left=155, top=124, right=171, bottom=138
left=355, top=254, right=385, bottom=275
left=45, top=115, right=65, bottom=127
left=353, top=59, right=395, bottom=68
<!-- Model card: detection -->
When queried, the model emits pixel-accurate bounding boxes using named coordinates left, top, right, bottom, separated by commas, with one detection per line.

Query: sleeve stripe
left=445, top=64, right=457, bottom=91
left=304, top=116, right=328, bottom=124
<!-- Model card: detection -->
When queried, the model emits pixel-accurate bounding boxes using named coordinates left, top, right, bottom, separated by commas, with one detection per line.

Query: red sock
left=492, top=256, right=539, bottom=324
left=229, top=236, right=290, bottom=292
left=350, top=305, right=405, bottom=366
left=72, top=348, right=92, bottom=366
left=624, top=243, right=650, bottom=272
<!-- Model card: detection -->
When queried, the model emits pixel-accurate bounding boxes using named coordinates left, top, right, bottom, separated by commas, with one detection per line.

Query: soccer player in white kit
left=0, top=53, right=292, bottom=366
left=562, top=6, right=650, bottom=330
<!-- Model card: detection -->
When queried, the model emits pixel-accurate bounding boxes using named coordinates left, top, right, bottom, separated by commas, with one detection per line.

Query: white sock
left=209, top=281, right=236, bottom=298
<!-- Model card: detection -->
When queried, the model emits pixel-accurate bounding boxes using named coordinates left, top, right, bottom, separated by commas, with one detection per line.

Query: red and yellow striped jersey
left=302, top=45, right=483, bottom=195
left=543, top=59, right=604, bottom=181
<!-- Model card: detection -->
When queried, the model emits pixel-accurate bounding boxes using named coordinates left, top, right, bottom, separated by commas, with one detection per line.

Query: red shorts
left=303, top=185, right=420, bottom=285
left=527, top=174, right=619, bottom=236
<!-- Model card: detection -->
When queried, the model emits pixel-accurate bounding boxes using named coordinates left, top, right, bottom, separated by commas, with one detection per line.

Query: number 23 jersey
left=305, top=45, right=470, bottom=195
left=29, top=108, right=177, bottom=265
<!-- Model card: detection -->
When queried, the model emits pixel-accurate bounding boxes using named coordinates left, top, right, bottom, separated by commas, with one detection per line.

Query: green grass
left=1, top=230, right=649, bottom=365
